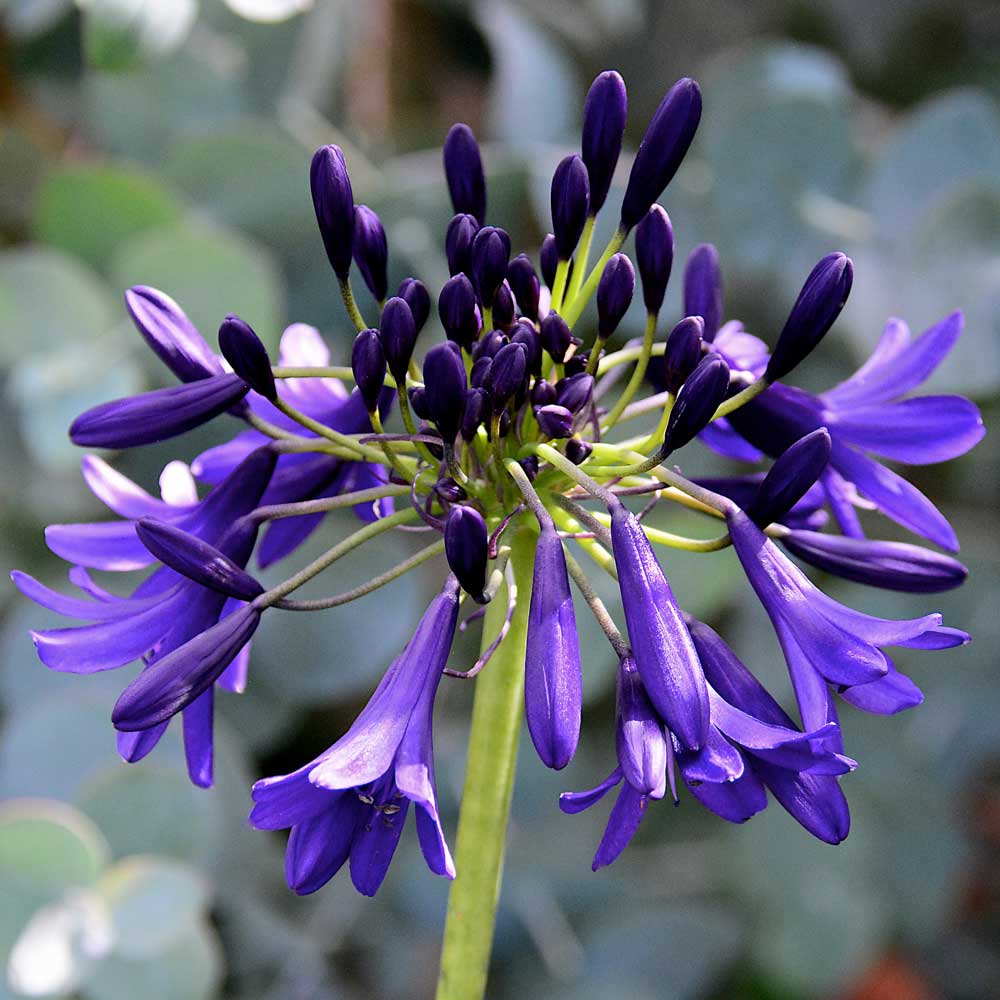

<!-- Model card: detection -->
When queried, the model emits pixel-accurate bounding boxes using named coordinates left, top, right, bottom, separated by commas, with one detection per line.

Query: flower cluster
left=15, top=69, right=983, bottom=895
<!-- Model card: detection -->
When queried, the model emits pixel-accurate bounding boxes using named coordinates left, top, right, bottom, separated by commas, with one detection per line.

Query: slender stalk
left=560, top=227, right=625, bottom=326
left=252, top=484, right=409, bottom=522
left=271, top=366, right=355, bottom=381
left=272, top=398, right=394, bottom=466
left=565, top=215, right=596, bottom=303
left=436, top=524, right=535, bottom=1000
left=710, top=375, right=769, bottom=419
left=550, top=259, right=570, bottom=313
left=602, top=313, right=658, bottom=431
left=563, top=548, right=629, bottom=658
left=339, top=277, right=367, bottom=332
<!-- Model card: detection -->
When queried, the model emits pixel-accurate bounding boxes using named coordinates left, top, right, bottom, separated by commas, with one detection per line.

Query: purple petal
left=688, top=765, right=767, bottom=823
left=819, top=468, right=865, bottom=538
left=182, top=687, right=214, bottom=788
left=524, top=525, right=582, bottom=770
left=82, top=456, right=192, bottom=519
left=592, top=783, right=649, bottom=870
left=11, top=571, right=159, bottom=621
left=754, top=764, right=850, bottom=844
left=285, top=793, right=360, bottom=895
left=45, top=521, right=153, bottom=572
left=697, top=418, right=764, bottom=463
left=615, top=658, right=668, bottom=797
left=827, top=396, right=984, bottom=465
left=559, top=768, right=623, bottom=815
left=677, top=725, right=744, bottom=784
left=839, top=661, right=924, bottom=715
left=250, top=769, right=335, bottom=830
left=611, top=501, right=710, bottom=750
left=830, top=441, right=959, bottom=551
left=191, top=430, right=267, bottom=484
left=117, top=723, right=168, bottom=763
left=898, top=626, right=970, bottom=649
left=349, top=795, right=410, bottom=896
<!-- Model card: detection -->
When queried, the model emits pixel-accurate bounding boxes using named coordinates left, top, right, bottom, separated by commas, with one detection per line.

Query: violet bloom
left=524, top=522, right=582, bottom=770
left=727, top=312, right=985, bottom=550
left=249, top=580, right=460, bottom=896
left=725, top=505, right=968, bottom=731
left=609, top=498, right=709, bottom=750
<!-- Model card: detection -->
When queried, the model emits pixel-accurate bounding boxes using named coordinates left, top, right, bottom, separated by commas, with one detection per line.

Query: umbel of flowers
left=15, top=69, right=984, bottom=1000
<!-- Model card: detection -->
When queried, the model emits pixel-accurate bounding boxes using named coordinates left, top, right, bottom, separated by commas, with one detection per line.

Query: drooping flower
left=249, top=580, right=460, bottom=896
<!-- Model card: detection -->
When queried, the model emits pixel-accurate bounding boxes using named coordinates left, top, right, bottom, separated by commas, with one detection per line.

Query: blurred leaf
left=77, top=763, right=225, bottom=867
left=98, top=856, right=210, bottom=958
left=0, top=247, right=117, bottom=365
left=33, top=164, right=185, bottom=271
left=0, top=128, right=46, bottom=232
left=108, top=219, right=285, bottom=349
left=83, top=920, right=222, bottom=1000
left=80, top=0, right=197, bottom=72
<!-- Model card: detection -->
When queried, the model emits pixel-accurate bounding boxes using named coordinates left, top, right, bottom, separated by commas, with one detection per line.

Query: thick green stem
left=436, top=525, right=535, bottom=1000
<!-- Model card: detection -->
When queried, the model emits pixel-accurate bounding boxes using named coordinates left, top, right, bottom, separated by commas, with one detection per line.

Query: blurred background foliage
left=0, top=1, right=998, bottom=998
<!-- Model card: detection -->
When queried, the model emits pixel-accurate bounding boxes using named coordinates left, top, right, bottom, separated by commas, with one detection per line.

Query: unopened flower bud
left=461, top=387, right=488, bottom=442
left=409, top=385, right=430, bottom=420
left=620, top=77, right=702, bottom=231
left=445, top=506, right=489, bottom=602
left=352, top=205, right=388, bottom=302
left=531, top=378, right=557, bottom=408
left=351, top=328, right=386, bottom=414
left=765, top=252, right=854, bottom=382
left=635, top=205, right=674, bottom=316
left=556, top=372, right=594, bottom=415
left=380, top=296, right=417, bottom=384
left=423, top=342, right=468, bottom=442
left=397, top=278, right=430, bottom=334
left=746, top=428, right=831, bottom=528
left=535, top=404, right=575, bottom=439
left=443, top=123, right=486, bottom=225
left=540, top=233, right=559, bottom=289
left=439, top=273, right=480, bottom=351
left=507, top=253, right=540, bottom=320
left=551, top=154, right=590, bottom=260
left=582, top=70, right=627, bottom=216
left=540, top=311, right=573, bottom=364
left=663, top=315, right=704, bottom=394
left=445, top=213, right=480, bottom=277
left=471, top=226, right=511, bottom=305
left=596, top=253, right=635, bottom=337
left=662, top=353, right=730, bottom=455
left=218, top=314, right=276, bottom=401
left=683, top=243, right=723, bottom=341
left=486, top=342, right=528, bottom=407
left=565, top=438, right=593, bottom=464
left=310, top=144, right=355, bottom=280
left=473, top=329, right=507, bottom=361
left=492, top=281, right=515, bottom=330
left=510, top=320, right=541, bottom=376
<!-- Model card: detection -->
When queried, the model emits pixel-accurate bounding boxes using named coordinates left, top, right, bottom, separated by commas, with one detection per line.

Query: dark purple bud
left=540, top=311, right=573, bottom=364
left=113, top=604, right=262, bottom=730
left=310, top=144, right=354, bottom=280
left=485, top=342, right=527, bottom=407
left=551, top=154, right=590, bottom=260
left=218, top=314, right=276, bottom=401
left=615, top=657, right=668, bottom=796
left=531, top=378, right=557, bottom=408
left=470, top=356, right=492, bottom=390
left=461, top=388, right=488, bottom=442
left=662, top=353, right=729, bottom=455
left=683, top=243, right=723, bottom=341
left=781, top=531, right=968, bottom=593
left=596, top=253, right=635, bottom=337
left=564, top=352, right=589, bottom=376
left=620, top=77, right=702, bottom=231
left=510, top=320, right=541, bottom=376
left=582, top=69, right=627, bottom=216
left=565, top=438, right=593, bottom=464
left=439, top=273, right=480, bottom=351
left=445, top=506, right=489, bottom=602
left=766, top=252, right=854, bottom=382
left=635, top=205, right=674, bottom=316
left=525, top=522, right=581, bottom=769
left=397, top=278, right=430, bottom=333
left=663, top=315, right=704, bottom=394
left=423, top=342, right=468, bottom=442
left=497, top=409, right=511, bottom=437
left=492, top=281, right=515, bottom=330
left=556, top=372, right=594, bottom=415
left=435, top=477, right=467, bottom=503
left=746, top=428, right=831, bottom=528
left=136, top=518, right=263, bottom=601
left=125, top=286, right=221, bottom=383
left=519, top=455, right=539, bottom=480
left=507, top=254, right=540, bottom=320
left=473, top=328, right=507, bottom=361
left=445, top=213, right=480, bottom=277
left=379, top=296, right=417, bottom=383
left=351, top=328, right=386, bottom=413
left=409, top=385, right=430, bottom=419
left=470, top=226, right=511, bottom=305
left=70, top=373, right=250, bottom=449
left=535, top=404, right=574, bottom=438
left=443, top=123, right=486, bottom=225
left=540, top=234, right=559, bottom=289
left=352, top=205, right=388, bottom=302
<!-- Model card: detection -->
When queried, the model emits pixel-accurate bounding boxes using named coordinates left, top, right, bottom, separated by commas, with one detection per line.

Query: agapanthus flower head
left=17, top=64, right=980, bottom=927
left=582, top=69, right=628, bottom=217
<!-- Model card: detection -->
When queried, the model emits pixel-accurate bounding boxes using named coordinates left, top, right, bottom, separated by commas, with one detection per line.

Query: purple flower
left=524, top=523, right=582, bottom=770
left=249, top=581, right=460, bottom=896
left=609, top=498, right=709, bottom=750
left=727, top=312, right=985, bottom=550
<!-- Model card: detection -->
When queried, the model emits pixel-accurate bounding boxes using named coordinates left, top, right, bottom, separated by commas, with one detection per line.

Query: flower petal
left=182, top=688, right=214, bottom=788
left=250, top=769, right=334, bottom=831
left=839, top=661, right=924, bottom=715
left=117, top=723, right=168, bottom=764
left=754, top=764, right=850, bottom=844
left=285, top=793, right=359, bottom=895
left=82, top=456, right=191, bottom=520
left=688, top=765, right=767, bottom=823
left=559, top=768, right=623, bottom=815
left=349, top=796, right=410, bottom=897
left=592, top=783, right=649, bottom=871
